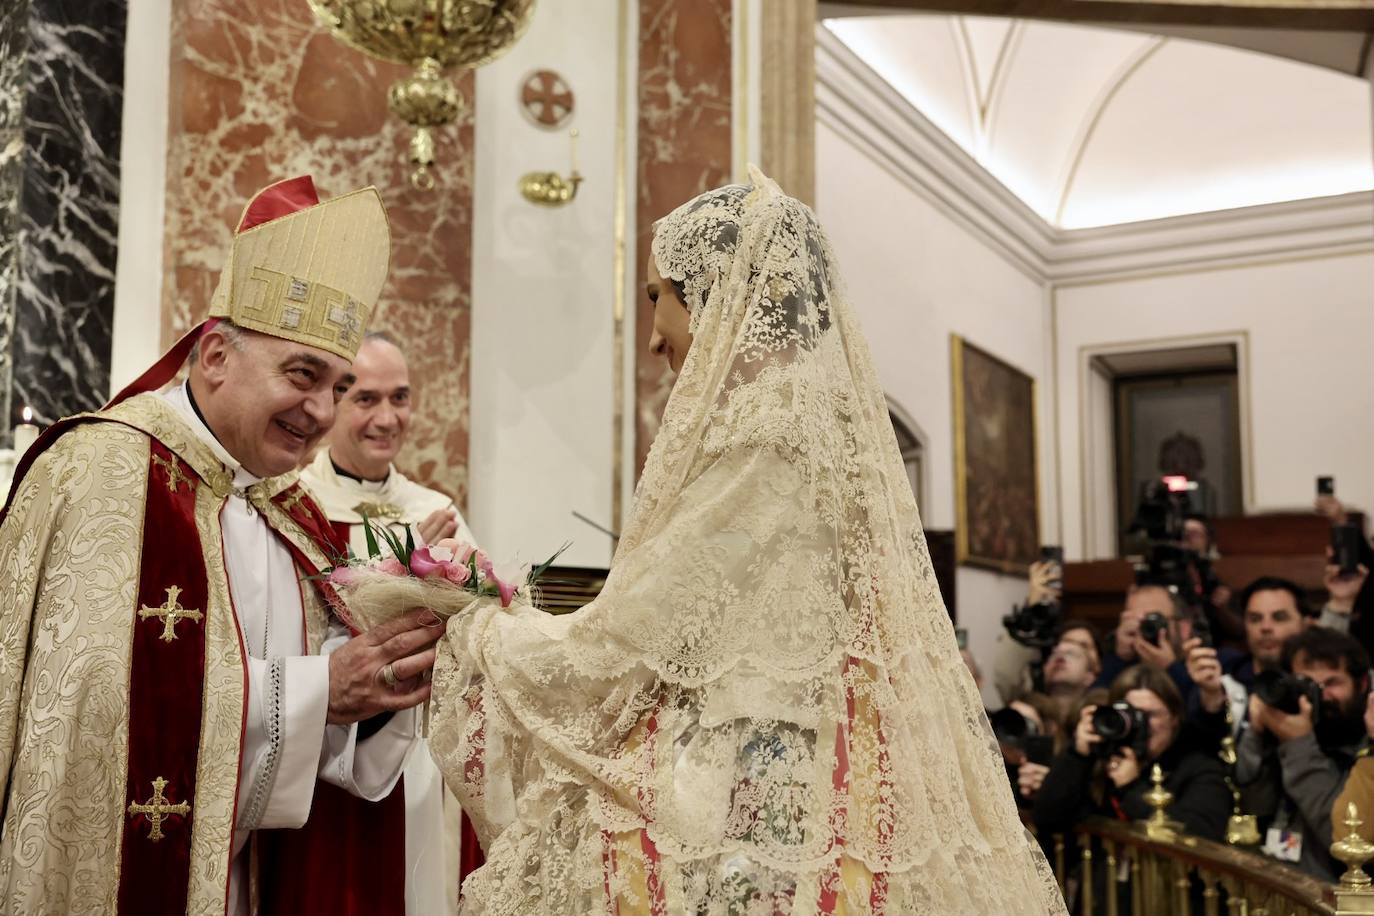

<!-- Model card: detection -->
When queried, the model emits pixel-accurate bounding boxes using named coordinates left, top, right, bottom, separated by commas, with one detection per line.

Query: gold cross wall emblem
left=138, top=586, right=205, bottom=643
left=127, top=776, right=191, bottom=842
left=151, top=454, right=191, bottom=494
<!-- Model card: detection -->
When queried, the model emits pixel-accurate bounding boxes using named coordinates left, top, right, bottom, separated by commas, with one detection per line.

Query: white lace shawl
left=429, top=167, right=1067, bottom=914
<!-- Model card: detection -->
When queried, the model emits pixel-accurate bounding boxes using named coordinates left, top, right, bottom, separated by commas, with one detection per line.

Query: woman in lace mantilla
left=429, top=167, right=1068, bottom=915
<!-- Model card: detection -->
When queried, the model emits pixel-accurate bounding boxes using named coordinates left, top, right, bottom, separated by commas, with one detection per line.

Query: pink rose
left=377, top=557, right=408, bottom=577
left=408, top=546, right=443, bottom=579
left=411, top=545, right=474, bottom=586
left=329, top=566, right=360, bottom=587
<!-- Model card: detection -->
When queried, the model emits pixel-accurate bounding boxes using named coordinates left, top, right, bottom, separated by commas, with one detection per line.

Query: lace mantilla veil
left=430, top=167, right=1067, bottom=915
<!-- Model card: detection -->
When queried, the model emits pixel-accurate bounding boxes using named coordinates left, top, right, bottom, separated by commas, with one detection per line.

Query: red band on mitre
left=102, top=176, right=322, bottom=411
left=238, top=175, right=320, bottom=232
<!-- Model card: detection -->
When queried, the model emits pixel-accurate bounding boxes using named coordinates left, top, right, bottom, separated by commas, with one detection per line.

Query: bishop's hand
left=326, top=607, right=443, bottom=724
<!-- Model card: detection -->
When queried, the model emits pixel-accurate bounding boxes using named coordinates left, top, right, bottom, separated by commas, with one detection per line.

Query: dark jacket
left=1033, top=724, right=1231, bottom=843
left=1091, top=650, right=1196, bottom=698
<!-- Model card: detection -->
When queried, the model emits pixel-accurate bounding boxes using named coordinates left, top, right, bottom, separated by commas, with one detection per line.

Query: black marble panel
left=9, top=0, right=127, bottom=427
left=0, top=0, right=30, bottom=447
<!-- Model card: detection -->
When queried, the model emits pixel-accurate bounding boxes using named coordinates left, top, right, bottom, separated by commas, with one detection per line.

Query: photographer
left=1093, top=581, right=1193, bottom=692
left=1234, top=627, right=1370, bottom=880
left=992, top=558, right=1079, bottom=702
left=990, top=692, right=1067, bottom=806
left=1185, top=576, right=1309, bottom=740
left=1182, top=513, right=1244, bottom=647
left=1034, top=665, right=1229, bottom=844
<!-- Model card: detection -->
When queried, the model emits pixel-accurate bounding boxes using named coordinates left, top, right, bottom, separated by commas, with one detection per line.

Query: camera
left=1003, top=600, right=1061, bottom=650
left=989, top=707, right=1055, bottom=767
left=1253, top=669, right=1322, bottom=719
left=1091, top=703, right=1151, bottom=759
left=1138, top=611, right=1169, bottom=648
left=1002, top=545, right=1066, bottom=650
left=1333, top=524, right=1364, bottom=576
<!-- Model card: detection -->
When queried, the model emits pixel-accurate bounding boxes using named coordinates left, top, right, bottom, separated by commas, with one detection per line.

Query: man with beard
left=1232, top=627, right=1370, bottom=881
left=1185, top=576, right=1310, bottom=738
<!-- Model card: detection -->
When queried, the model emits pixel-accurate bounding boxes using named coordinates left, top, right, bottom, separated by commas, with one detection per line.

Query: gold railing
left=1055, top=817, right=1336, bottom=916
left=1046, top=787, right=1374, bottom=916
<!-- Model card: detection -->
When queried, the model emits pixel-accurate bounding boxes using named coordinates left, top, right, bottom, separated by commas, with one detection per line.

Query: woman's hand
left=1018, top=762, right=1049, bottom=799
left=1027, top=561, right=1061, bottom=607
left=1106, top=748, right=1141, bottom=788
left=1074, top=705, right=1101, bottom=757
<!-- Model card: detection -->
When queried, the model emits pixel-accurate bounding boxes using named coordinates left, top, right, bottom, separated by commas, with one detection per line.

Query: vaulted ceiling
left=824, top=14, right=1374, bottom=228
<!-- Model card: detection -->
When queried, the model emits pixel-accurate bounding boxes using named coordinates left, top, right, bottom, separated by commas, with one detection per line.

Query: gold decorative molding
left=758, top=0, right=815, bottom=205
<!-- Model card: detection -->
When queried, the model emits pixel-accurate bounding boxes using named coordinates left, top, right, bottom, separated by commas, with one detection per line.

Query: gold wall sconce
left=520, top=129, right=582, bottom=206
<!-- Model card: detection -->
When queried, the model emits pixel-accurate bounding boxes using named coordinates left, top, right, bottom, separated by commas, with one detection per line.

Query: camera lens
left=1091, top=705, right=1131, bottom=742
left=1254, top=669, right=1302, bottom=715
left=1139, top=612, right=1167, bottom=647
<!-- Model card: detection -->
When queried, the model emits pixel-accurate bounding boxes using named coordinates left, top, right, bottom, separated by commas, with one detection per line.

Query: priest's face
left=330, top=337, right=412, bottom=480
left=191, top=326, right=353, bottom=478
left=646, top=255, right=692, bottom=374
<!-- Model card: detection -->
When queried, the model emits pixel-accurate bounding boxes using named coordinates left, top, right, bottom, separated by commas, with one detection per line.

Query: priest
left=0, top=176, right=436, bottom=915
left=301, top=330, right=481, bottom=913
left=303, top=331, right=473, bottom=556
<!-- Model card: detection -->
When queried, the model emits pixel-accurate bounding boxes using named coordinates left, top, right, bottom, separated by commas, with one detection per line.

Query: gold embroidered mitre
left=207, top=176, right=390, bottom=361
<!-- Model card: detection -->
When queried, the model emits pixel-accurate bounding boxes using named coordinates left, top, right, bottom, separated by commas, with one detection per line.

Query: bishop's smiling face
left=191, top=325, right=354, bottom=478
left=646, top=255, right=693, bottom=374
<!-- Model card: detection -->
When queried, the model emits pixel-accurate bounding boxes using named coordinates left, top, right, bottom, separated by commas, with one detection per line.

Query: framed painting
left=951, top=335, right=1039, bottom=574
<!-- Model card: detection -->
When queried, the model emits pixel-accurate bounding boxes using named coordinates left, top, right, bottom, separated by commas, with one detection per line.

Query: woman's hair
left=1108, top=664, right=1184, bottom=724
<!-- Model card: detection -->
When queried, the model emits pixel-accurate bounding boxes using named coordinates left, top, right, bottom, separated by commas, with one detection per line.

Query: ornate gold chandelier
left=307, top=0, right=537, bottom=189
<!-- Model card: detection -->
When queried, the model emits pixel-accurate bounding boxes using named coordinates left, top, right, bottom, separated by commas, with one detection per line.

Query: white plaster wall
left=111, top=0, right=171, bottom=393
left=468, top=0, right=623, bottom=569
left=1055, top=249, right=1374, bottom=560
left=816, top=120, right=1054, bottom=673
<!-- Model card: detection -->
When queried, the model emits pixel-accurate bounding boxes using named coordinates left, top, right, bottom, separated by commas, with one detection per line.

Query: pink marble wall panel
left=635, top=0, right=733, bottom=476
left=162, top=0, right=473, bottom=504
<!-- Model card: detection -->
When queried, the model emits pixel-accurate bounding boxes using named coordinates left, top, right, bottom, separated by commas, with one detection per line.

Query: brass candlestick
left=1333, top=803, right=1374, bottom=890
left=1143, top=764, right=1182, bottom=842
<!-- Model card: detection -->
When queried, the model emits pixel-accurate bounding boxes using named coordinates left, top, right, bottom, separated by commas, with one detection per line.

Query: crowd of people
left=971, top=498, right=1374, bottom=887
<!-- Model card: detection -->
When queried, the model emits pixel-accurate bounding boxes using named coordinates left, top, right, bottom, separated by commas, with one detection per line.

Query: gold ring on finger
left=379, top=662, right=400, bottom=688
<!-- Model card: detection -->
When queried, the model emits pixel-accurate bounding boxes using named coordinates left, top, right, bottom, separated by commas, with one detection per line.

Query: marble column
left=0, top=0, right=29, bottom=446
left=163, top=0, right=475, bottom=505
left=0, top=0, right=126, bottom=441
left=634, top=0, right=734, bottom=477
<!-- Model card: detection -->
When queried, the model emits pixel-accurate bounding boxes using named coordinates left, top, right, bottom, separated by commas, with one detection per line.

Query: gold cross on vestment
left=280, top=488, right=309, bottom=514
left=151, top=454, right=191, bottom=494
left=127, top=776, right=191, bottom=842
left=138, top=586, right=204, bottom=643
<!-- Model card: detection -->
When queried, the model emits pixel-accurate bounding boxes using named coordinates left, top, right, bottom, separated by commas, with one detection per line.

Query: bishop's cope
left=0, top=176, right=445, bottom=915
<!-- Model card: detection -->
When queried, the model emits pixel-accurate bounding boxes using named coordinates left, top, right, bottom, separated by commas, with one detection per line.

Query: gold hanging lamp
left=307, top=0, right=537, bottom=190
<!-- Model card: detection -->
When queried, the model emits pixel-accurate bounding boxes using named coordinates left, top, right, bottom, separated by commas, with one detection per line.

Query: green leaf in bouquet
left=362, top=513, right=381, bottom=560
left=378, top=524, right=407, bottom=564
left=404, top=524, right=415, bottom=559
left=528, top=542, right=573, bottom=586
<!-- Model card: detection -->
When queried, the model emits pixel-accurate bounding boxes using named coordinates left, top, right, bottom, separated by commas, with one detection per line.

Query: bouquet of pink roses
left=322, top=520, right=564, bottom=633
